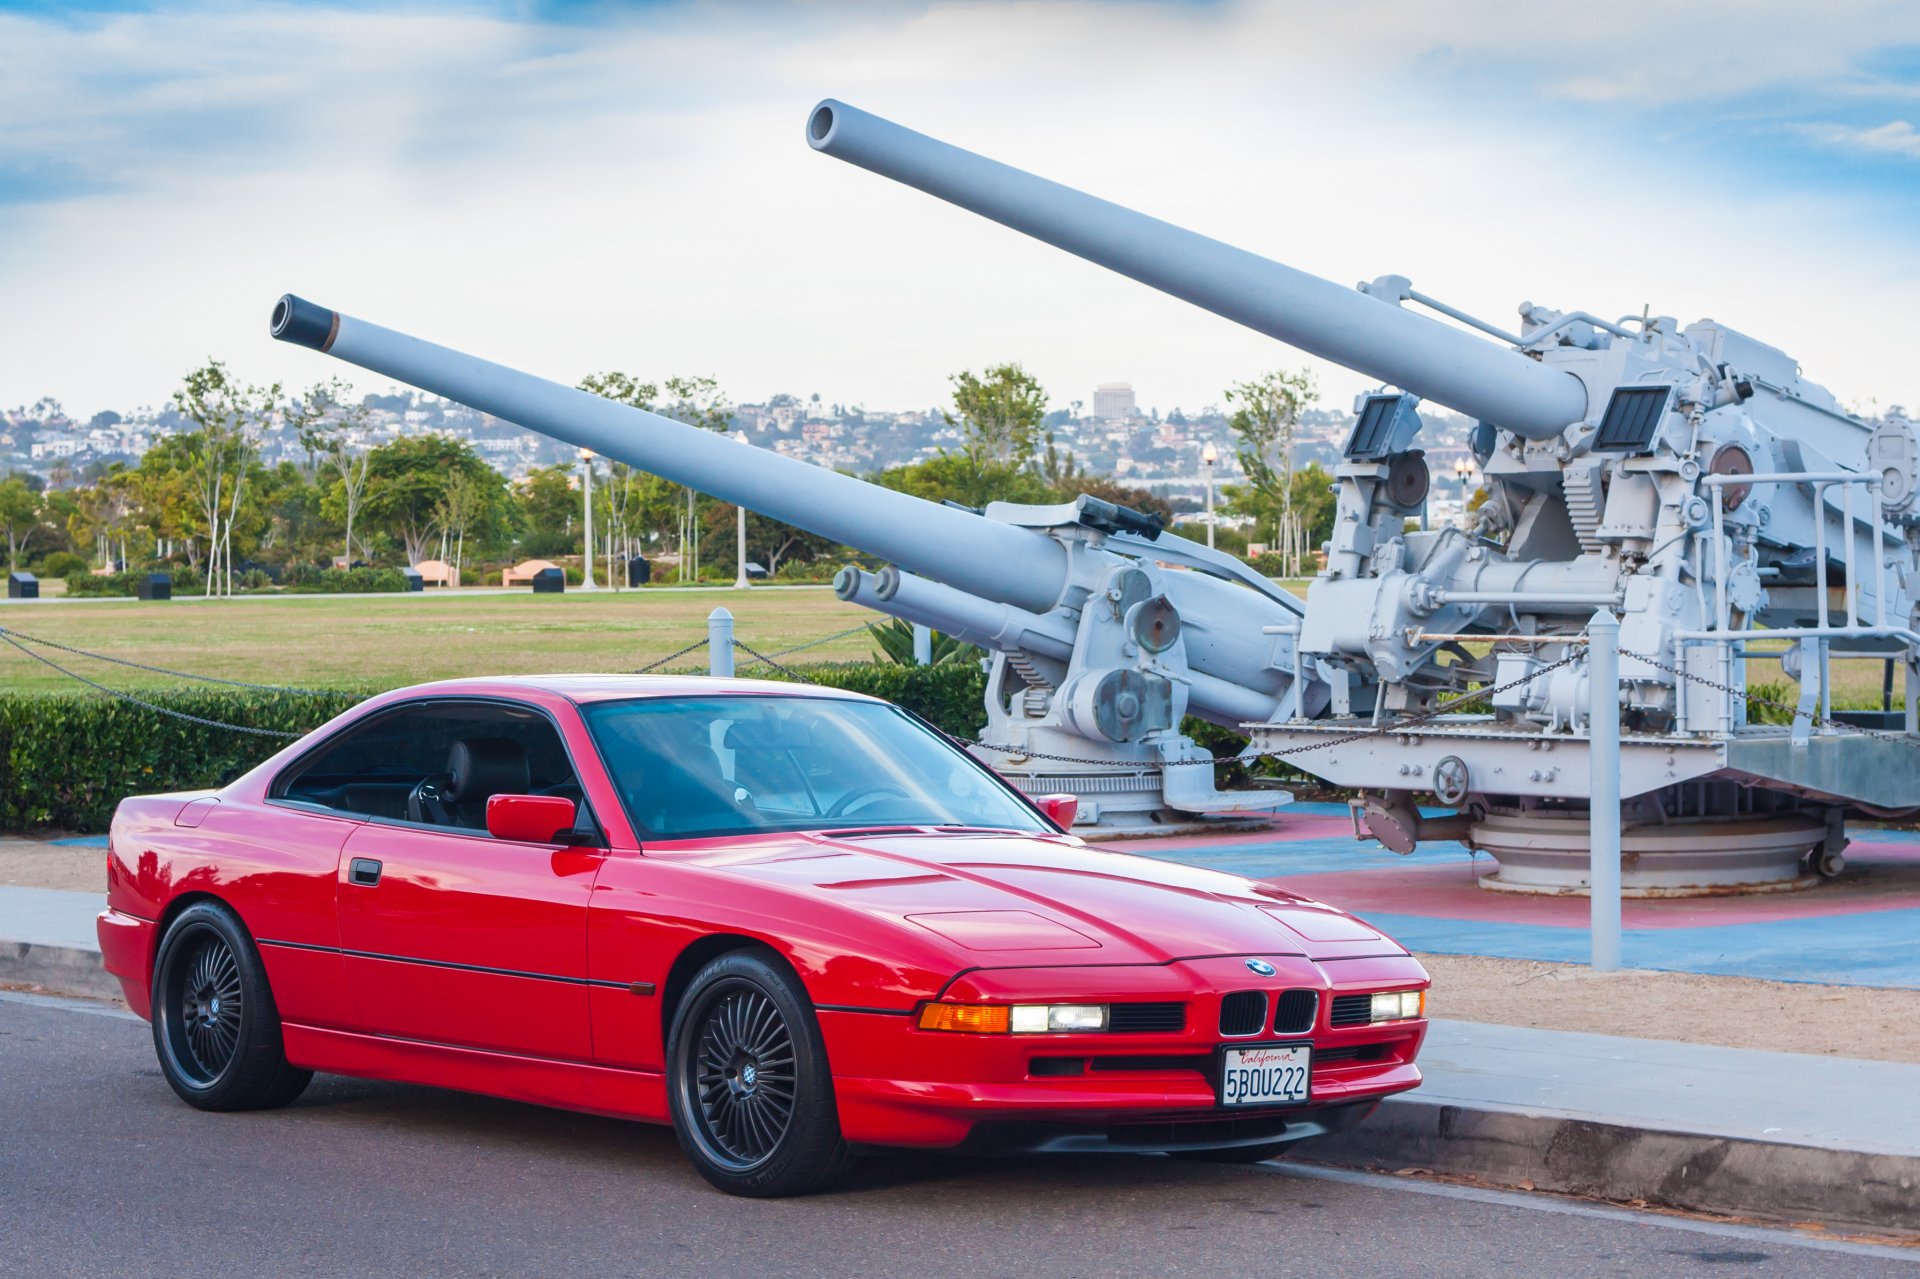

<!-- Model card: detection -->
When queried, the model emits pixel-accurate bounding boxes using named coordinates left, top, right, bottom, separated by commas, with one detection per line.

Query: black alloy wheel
left=666, top=949, right=854, bottom=1197
left=151, top=901, right=312, bottom=1111
left=175, top=929, right=243, bottom=1081
left=691, top=983, right=798, bottom=1164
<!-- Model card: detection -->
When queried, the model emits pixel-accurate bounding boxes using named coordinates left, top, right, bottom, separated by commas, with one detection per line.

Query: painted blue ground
left=1131, top=808, right=1920, bottom=990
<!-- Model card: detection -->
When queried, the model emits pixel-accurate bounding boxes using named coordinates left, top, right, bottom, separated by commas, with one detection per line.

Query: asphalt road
left=3, top=992, right=1914, bottom=1279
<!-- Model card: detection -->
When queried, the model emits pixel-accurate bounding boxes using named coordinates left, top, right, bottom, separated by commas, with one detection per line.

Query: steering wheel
left=825, top=784, right=912, bottom=820
left=406, top=776, right=454, bottom=826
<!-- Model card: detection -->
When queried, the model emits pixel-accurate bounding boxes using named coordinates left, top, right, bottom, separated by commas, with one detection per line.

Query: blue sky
left=2, top=0, right=1917, bottom=418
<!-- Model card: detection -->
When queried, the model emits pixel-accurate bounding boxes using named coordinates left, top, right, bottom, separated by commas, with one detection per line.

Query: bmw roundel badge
left=1245, top=958, right=1277, bottom=977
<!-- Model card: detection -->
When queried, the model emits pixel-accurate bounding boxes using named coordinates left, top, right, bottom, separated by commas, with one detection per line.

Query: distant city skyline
left=4, top=2, right=1918, bottom=423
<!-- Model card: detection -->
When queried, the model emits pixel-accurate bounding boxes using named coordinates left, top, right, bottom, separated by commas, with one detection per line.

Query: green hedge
left=282, top=567, right=411, bottom=594
left=0, top=688, right=374, bottom=831
left=0, top=663, right=991, bottom=834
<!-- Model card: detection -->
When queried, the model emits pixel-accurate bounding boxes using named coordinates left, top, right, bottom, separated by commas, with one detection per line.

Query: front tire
left=666, top=949, right=853, bottom=1197
left=151, top=901, right=312, bottom=1111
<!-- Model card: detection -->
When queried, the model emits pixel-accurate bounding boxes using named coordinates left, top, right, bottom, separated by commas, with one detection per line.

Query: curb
left=1308, top=1096, right=1920, bottom=1234
left=0, top=941, right=121, bottom=1002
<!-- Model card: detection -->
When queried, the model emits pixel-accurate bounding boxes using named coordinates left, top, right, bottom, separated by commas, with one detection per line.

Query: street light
left=1453, top=456, right=1475, bottom=531
left=579, top=447, right=597, bottom=590
left=1201, top=442, right=1218, bottom=550
left=733, top=431, right=751, bottom=590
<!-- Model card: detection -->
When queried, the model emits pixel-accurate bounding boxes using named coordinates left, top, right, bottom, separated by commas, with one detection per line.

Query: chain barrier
left=630, top=637, right=710, bottom=674
left=732, top=640, right=811, bottom=682
left=0, top=631, right=307, bottom=738
left=0, top=625, right=335, bottom=695
left=762, top=623, right=872, bottom=660
left=1621, top=646, right=1920, bottom=751
left=13, top=610, right=1912, bottom=759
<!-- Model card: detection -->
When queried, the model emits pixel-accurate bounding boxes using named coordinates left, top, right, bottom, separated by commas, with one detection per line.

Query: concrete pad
left=1418, top=1020, right=1920, bottom=1158
left=0, top=887, right=105, bottom=950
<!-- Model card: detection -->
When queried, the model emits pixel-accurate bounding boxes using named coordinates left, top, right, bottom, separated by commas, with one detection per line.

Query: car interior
left=276, top=700, right=591, bottom=836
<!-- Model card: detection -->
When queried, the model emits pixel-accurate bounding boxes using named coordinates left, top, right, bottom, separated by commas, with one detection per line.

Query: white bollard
left=912, top=623, right=932, bottom=666
left=708, top=607, right=734, bottom=678
left=1587, top=608, right=1622, bottom=970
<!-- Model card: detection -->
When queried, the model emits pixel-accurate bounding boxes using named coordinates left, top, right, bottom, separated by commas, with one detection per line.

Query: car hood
left=661, top=828, right=1400, bottom=966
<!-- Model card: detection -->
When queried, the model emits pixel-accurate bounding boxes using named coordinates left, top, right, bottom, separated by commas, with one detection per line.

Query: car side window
left=275, top=699, right=589, bottom=836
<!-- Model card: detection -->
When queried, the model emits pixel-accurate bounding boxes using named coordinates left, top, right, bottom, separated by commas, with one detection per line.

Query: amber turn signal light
left=917, top=1003, right=1011, bottom=1033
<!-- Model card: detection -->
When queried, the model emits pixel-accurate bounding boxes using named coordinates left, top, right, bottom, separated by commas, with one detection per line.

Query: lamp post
left=1453, top=456, right=1475, bottom=531
left=733, top=431, right=751, bottom=590
left=1201, top=442, right=1218, bottom=550
left=579, top=447, right=596, bottom=590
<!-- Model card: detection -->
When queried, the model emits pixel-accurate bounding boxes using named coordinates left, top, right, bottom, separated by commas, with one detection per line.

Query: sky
left=2, top=0, right=1919, bottom=423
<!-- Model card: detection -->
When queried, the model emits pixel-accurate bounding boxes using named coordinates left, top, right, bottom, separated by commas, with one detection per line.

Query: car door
left=326, top=697, right=606, bottom=1061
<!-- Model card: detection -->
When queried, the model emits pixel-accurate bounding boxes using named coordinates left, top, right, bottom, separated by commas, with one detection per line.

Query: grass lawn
left=0, top=586, right=881, bottom=695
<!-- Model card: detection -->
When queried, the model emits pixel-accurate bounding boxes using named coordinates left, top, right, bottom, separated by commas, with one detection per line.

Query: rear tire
left=666, top=949, right=854, bottom=1197
left=151, top=901, right=312, bottom=1111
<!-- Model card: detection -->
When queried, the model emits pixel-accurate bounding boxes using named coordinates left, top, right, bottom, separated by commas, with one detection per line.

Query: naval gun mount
left=803, top=97, right=1920, bottom=893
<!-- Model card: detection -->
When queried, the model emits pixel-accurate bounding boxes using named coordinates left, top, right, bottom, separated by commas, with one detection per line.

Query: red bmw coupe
left=99, top=675, right=1429, bottom=1196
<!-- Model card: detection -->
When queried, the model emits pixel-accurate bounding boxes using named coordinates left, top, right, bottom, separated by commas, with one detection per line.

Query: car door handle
left=348, top=857, right=383, bottom=887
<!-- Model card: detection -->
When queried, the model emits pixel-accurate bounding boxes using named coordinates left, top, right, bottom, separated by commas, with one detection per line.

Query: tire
left=1171, top=1140, right=1298, bottom=1165
left=150, top=901, right=313, bottom=1112
left=666, top=949, right=854, bottom=1197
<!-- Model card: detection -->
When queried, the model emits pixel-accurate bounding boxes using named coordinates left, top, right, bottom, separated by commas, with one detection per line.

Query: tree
left=433, top=469, right=485, bottom=584
left=360, top=436, right=504, bottom=567
left=293, top=380, right=374, bottom=564
left=0, top=475, right=41, bottom=571
left=870, top=452, right=1054, bottom=510
left=577, top=372, right=731, bottom=582
left=1222, top=369, right=1316, bottom=570
left=172, top=360, right=279, bottom=595
left=516, top=464, right=580, bottom=557
left=947, top=363, right=1047, bottom=473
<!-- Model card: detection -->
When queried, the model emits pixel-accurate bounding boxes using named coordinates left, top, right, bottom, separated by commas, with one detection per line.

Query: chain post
left=1588, top=610, right=1622, bottom=971
left=707, top=608, right=735, bottom=678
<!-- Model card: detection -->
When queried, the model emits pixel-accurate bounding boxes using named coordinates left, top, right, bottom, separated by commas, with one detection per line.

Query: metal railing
left=1681, top=470, right=1916, bottom=745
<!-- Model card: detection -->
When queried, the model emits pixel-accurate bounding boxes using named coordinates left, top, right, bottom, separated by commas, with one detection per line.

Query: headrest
left=446, top=737, right=529, bottom=801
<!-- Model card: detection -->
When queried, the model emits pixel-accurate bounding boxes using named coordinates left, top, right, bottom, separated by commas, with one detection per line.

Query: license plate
left=1218, top=1043, right=1311, bottom=1107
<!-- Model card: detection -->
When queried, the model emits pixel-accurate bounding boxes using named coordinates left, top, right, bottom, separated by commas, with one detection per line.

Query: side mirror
left=486, top=794, right=580, bottom=844
left=1035, top=793, right=1078, bottom=829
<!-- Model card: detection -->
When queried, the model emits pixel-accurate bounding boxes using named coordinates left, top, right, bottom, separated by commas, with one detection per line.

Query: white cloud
left=0, top=0, right=1917, bottom=424
left=1798, top=119, right=1920, bottom=159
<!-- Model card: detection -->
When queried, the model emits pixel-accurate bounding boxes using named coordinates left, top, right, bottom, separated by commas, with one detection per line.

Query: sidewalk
left=4, top=884, right=1916, bottom=1231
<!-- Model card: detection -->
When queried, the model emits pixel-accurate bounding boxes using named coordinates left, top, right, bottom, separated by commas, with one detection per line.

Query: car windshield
left=581, top=695, right=1051, bottom=840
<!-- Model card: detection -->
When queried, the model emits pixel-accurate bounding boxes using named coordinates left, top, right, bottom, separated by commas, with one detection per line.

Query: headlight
left=1017, top=1003, right=1108, bottom=1033
left=1370, top=989, right=1426, bottom=1023
left=918, top=1002, right=1109, bottom=1033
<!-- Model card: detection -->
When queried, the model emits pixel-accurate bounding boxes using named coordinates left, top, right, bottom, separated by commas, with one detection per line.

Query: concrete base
left=1079, top=816, right=1273, bottom=841
left=1307, top=1095, right=1920, bottom=1234
left=1471, top=810, right=1827, bottom=896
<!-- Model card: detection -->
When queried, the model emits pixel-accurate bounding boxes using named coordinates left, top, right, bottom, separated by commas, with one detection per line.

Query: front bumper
left=819, top=953, right=1427, bottom=1150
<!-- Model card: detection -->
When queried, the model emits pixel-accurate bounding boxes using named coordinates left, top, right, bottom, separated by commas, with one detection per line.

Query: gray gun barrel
left=839, top=564, right=1283, bottom=727
left=807, top=100, right=1589, bottom=441
left=268, top=295, right=1068, bottom=613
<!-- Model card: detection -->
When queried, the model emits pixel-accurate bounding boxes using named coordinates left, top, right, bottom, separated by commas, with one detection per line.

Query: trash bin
left=7, top=571, right=37, bottom=599
left=625, top=556, right=651, bottom=588
left=136, top=573, right=172, bottom=601
left=400, top=567, right=425, bottom=593
left=531, top=566, right=566, bottom=594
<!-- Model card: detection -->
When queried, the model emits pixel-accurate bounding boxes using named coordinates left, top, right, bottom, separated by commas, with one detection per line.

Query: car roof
left=367, top=674, right=884, bottom=706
